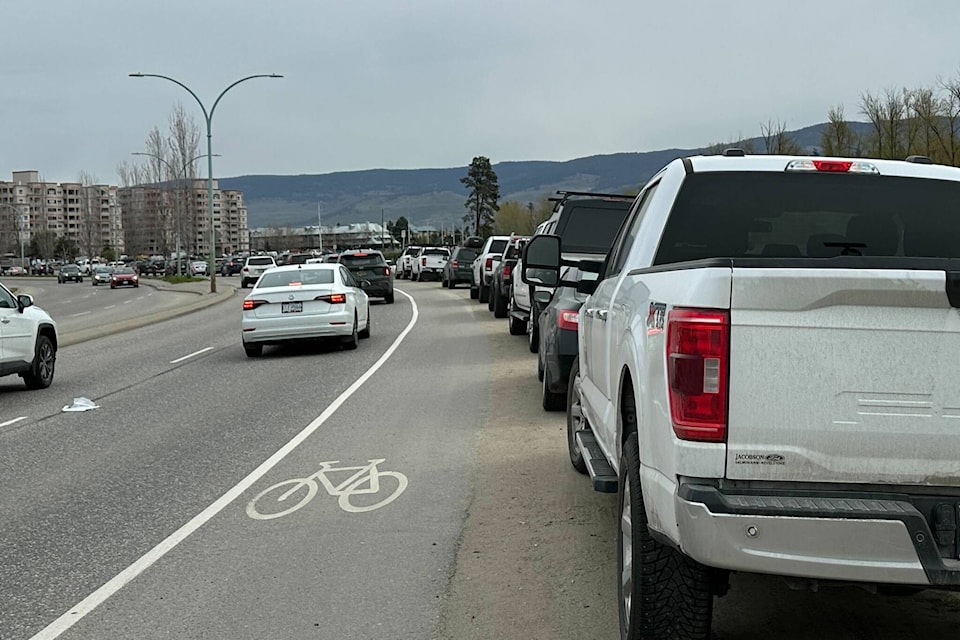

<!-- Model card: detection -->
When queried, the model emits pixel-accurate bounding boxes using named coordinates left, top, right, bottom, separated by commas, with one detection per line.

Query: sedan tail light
left=384, top=266, right=391, bottom=276
left=558, top=310, right=579, bottom=331
left=242, top=299, right=268, bottom=310
left=316, top=293, right=346, bottom=304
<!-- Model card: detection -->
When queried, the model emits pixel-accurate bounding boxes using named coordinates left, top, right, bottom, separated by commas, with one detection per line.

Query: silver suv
left=0, top=281, right=58, bottom=389
left=241, top=255, right=277, bottom=288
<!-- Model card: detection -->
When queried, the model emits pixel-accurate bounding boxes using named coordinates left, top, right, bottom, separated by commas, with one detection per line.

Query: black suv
left=58, top=264, right=83, bottom=283
left=338, top=250, right=395, bottom=304
left=220, top=257, right=244, bottom=276
left=442, top=246, right=478, bottom=289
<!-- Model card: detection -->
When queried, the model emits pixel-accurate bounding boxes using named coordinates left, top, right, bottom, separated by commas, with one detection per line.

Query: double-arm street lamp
left=128, top=72, right=283, bottom=293
left=131, top=151, right=220, bottom=275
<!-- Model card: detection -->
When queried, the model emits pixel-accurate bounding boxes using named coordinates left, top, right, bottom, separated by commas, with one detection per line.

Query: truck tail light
left=503, top=264, right=512, bottom=278
left=422, top=257, right=427, bottom=266
left=666, top=308, right=729, bottom=442
left=242, top=299, right=267, bottom=310
left=558, top=310, right=579, bottom=331
left=316, top=293, right=346, bottom=304
left=485, top=257, right=493, bottom=270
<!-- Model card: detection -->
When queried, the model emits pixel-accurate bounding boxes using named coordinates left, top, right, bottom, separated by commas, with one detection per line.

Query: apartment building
left=0, top=170, right=124, bottom=257
left=117, top=179, right=249, bottom=257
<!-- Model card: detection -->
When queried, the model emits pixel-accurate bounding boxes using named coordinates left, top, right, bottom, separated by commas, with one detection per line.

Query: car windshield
left=655, top=171, right=960, bottom=264
left=62, top=265, right=79, bottom=272
left=340, top=254, right=385, bottom=267
left=116, top=267, right=135, bottom=274
left=248, top=257, right=275, bottom=266
left=257, top=268, right=335, bottom=287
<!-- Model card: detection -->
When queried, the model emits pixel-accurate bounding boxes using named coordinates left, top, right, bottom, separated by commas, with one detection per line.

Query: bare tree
left=760, top=119, right=802, bottom=154
left=77, top=170, right=101, bottom=262
left=820, top=105, right=863, bottom=157
left=167, top=103, right=201, bottom=258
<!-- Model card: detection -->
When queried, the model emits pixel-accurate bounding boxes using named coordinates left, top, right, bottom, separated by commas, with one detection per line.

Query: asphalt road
left=2, top=279, right=960, bottom=640
left=4, top=276, right=197, bottom=339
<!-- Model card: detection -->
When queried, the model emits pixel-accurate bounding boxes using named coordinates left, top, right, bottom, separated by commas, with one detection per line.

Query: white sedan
left=240, top=263, right=371, bottom=357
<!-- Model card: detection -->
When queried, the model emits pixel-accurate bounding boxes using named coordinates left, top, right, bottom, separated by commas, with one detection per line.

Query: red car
left=110, top=267, right=140, bottom=289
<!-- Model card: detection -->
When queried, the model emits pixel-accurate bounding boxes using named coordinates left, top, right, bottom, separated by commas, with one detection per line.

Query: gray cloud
left=2, top=0, right=959, bottom=182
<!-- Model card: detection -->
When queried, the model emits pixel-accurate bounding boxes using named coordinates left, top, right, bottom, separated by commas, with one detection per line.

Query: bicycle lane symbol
left=245, top=459, right=408, bottom=519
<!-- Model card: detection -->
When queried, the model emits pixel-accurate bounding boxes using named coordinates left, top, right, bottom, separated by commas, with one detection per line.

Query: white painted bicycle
left=246, top=459, right=408, bottom=519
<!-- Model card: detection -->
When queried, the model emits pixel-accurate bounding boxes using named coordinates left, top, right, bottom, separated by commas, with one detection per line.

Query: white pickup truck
left=523, top=151, right=960, bottom=639
left=411, top=246, right=450, bottom=281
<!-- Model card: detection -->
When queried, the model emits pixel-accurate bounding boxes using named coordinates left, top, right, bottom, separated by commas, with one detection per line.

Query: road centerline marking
left=0, top=416, right=27, bottom=428
left=29, top=289, right=420, bottom=640
left=70, top=311, right=91, bottom=317
left=169, top=347, right=213, bottom=364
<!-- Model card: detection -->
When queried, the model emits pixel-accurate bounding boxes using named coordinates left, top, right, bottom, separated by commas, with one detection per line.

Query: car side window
left=0, top=287, right=15, bottom=309
left=603, top=183, right=659, bottom=279
left=340, top=267, right=358, bottom=287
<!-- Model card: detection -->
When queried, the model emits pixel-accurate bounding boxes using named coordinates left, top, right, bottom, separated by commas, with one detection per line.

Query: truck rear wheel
left=619, top=431, right=713, bottom=640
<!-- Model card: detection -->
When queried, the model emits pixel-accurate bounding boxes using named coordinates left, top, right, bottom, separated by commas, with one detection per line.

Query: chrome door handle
left=0, top=317, right=9, bottom=324
left=584, top=308, right=595, bottom=318
left=597, top=309, right=609, bottom=321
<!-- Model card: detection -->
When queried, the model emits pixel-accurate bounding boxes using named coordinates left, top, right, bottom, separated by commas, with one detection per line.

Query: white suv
left=241, top=255, right=277, bottom=288
left=0, top=281, right=58, bottom=389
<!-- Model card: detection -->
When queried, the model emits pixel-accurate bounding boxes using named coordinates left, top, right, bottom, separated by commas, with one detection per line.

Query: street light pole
left=132, top=151, right=220, bottom=276
left=129, top=72, right=283, bottom=292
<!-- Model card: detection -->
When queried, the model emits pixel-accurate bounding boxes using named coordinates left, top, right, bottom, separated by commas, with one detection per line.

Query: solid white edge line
left=29, top=288, right=418, bottom=640
left=169, top=347, right=214, bottom=364
left=0, top=416, right=27, bottom=428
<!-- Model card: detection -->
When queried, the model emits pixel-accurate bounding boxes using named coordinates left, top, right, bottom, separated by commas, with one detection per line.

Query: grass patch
left=162, top=275, right=205, bottom=284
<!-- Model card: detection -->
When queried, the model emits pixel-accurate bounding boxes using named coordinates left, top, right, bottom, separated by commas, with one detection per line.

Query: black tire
left=359, top=306, right=371, bottom=339
left=469, top=285, right=479, bottom=300
left=478, top=283, right=489, bottom=303
left=528, top=314, right=539, bottom=353
left=342, top=315, right=359, bottom=350
left=486, top=285, right=495, bottom=311
left=541, top=362, right=566, bottom=411
left=493, top=291, right=508, bottom=318
left=619, top=429, right=714, bottom=640
left=385, top=292, right=395, bottom=304
left=449, top=280, right=456, bottom=290
left=241, top=279, right=248, bottom=288
left=23, top=334, right=56, bottom=389
left=243, top=342, right=263, bottom=358
left=566, top=358, right=587, bottom=474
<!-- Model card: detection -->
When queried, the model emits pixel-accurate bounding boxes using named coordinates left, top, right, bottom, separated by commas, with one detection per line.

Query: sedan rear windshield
left=340, top=254, right=386, bottom=267
left=654, top=172, right=960, bottom=265
left=248, top=257, right=275, bottom=266
left=257, top=269, right=335, bottom=287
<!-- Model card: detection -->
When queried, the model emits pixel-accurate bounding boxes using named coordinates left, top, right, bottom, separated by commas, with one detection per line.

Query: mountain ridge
left=221, top=121, right=873, bottom=229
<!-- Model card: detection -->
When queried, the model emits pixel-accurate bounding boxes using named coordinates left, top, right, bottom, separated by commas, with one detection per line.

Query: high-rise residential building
left=117, top=179, right=249, bottom=258
left=0, top=171, right=124, bottom=259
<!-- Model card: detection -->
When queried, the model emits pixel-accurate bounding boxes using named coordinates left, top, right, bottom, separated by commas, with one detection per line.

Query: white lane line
left=169, top=347, right=213, bottom=364
left=29, top=289, right=419, bottom=640
left=123, top=300, right=132, bottom=305
left=104, top=305, right=116, bottom=310
left=0, top=416, right=27, bottom=428
left=70, top=311, right=91, bottom=317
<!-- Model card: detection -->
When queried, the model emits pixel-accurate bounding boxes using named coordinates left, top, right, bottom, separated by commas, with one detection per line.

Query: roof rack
left=549, top=190, right=634, bottom=202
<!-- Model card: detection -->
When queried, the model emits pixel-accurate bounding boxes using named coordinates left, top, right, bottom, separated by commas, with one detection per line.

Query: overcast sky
left=3, top=0, right=959, bottom=184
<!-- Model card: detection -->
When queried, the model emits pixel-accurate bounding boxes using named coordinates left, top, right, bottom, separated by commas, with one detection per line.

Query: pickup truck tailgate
left=726, top=268, right=960, bottom=485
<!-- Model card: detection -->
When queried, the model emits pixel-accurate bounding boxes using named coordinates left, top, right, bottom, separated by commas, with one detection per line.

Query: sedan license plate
left=281, top=301, right=303, bottom=314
